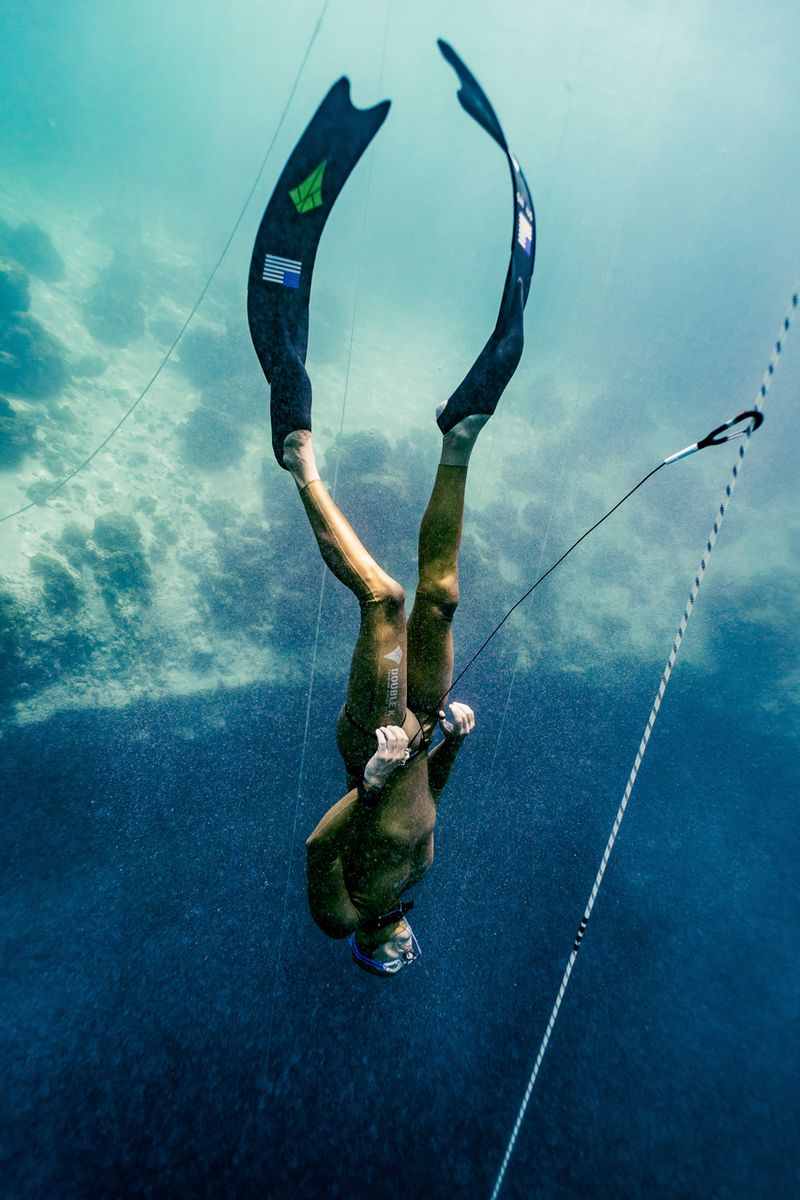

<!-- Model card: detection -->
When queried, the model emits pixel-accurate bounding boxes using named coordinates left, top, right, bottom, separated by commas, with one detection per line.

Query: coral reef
left=0, top=581, right=91, bottom=706
left=178, top=405, right=245, bottom=469
left=176, top=323, right=264, bottom=422
left=82, top=250, right=146, bottom=347
left=0, top=260, right=31, bottom=316
left=57, top=515, right=153, bottom=616
left=0, top=395, right=37, bottom=468
left=30, top=554, right=83, bottom=614
left=0, top=259, right=69, bottom=399
left=177, top=325, right=249, bottom=390
left=0, top=313, right=70, bottom=399
left=0, top=587, right=28, bottom=700
left=90, top=513, right=152, bottom=611
left=0, top=219, right=65, bottom=281
left=71, top=353, right=107, bottom=378
left=197, top=517, right=275, bottom=632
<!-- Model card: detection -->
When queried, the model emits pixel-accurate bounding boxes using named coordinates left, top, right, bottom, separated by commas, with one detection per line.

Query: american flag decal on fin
left=262, top=253, right=302, bottom=288
left=517, top=212, right=533, bottom=256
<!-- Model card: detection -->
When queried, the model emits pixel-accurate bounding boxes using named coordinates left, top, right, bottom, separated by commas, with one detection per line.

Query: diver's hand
left=363, top=725, right=410, bottom=789
left=438, top=702, right=475, bottom=740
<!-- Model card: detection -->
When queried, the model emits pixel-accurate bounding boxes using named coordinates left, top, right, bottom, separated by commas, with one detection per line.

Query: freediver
left=247, top=43, right=535, bottom=975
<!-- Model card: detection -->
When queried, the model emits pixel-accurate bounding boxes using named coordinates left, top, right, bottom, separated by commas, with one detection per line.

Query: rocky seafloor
left=1, top=190, right=797, bottom=733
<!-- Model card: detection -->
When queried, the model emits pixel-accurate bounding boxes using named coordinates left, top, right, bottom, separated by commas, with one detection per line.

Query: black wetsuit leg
left=247, top=79, right=390, bottom=466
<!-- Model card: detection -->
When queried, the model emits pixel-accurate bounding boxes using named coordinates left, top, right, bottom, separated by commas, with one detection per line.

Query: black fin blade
left=437, top=38, right=508, bottom=151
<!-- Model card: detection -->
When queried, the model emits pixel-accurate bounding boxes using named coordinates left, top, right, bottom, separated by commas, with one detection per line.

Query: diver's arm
left=306, top=792, right=361, bottom=938
left=306, top=790, right=358, bottom=858
left=427, top=702, right=475, bottom=800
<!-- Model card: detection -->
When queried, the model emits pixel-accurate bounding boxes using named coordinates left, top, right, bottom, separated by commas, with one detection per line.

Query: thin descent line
left=438, top=462, right=665, bottom=713
left=0, top=0, right=332, bottom=525
left=238, top=0, right=394, bottom=1146
left=489, top=285, right=797, bottom=1200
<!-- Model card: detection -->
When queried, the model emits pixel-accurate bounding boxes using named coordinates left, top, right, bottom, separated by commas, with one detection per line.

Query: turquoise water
left=1, top=2, right=798, bottom=1196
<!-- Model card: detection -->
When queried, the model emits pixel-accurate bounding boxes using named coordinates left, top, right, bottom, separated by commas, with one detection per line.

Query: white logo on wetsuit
left=384, top=645, right=403, bottom=664
left=386, top=666, right=400, bottom=713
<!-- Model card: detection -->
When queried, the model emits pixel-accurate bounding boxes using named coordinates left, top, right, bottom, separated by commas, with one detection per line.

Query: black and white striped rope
left=489, top=285, right=798, bottom=1200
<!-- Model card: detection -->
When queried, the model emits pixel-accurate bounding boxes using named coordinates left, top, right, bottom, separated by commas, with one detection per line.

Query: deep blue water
left=3, top=659, right=797, bottom=1198
left=2, top=0, right=799, bottom=1195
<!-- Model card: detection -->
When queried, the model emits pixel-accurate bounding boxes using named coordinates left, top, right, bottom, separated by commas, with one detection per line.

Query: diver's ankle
left=283, top=429, right=320, bottom=487
left=439, top=414, right=490, bottom=466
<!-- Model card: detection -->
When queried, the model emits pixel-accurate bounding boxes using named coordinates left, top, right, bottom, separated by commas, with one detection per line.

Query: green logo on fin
left=289, top=159, right=327, bottom=214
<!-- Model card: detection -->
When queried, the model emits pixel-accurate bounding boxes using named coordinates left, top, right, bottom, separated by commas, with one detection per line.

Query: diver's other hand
left=364, top=725, right=411, bottom=789
left=438, top=702, right=475, bottom=740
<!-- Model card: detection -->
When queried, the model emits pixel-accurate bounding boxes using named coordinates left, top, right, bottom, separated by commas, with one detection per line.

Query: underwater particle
left=178, top=406, right=245, bottom=469
left=82, top=249, right=146, bottom=347
left=0, top=221, right=65, bottom=281
left=0, top=312, right=70, bottom=399
left=0, top=260, right=31, bottom=318
left=30, top=553, right=83, bottom=614
left=0, top=395, right=37, bottom=468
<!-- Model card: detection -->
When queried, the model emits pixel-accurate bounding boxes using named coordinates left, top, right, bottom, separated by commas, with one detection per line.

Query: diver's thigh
left=341, top=598, right=407, bottom=735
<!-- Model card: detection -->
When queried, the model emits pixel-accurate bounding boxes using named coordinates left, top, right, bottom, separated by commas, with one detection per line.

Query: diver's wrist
left=363, top=763, right=386, bottom=789
left=358, top=774, right=383, bottom=804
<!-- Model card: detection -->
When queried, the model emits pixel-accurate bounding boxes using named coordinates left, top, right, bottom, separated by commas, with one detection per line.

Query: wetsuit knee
left=363, top=575, right=405, bottom=611
left=416, top=576, right=459, bottom=622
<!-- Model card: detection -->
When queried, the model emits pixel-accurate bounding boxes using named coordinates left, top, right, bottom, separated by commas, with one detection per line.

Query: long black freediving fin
left=435, top=39, right=536, bottom=433
left=248, top=79, right=390, bottom=466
